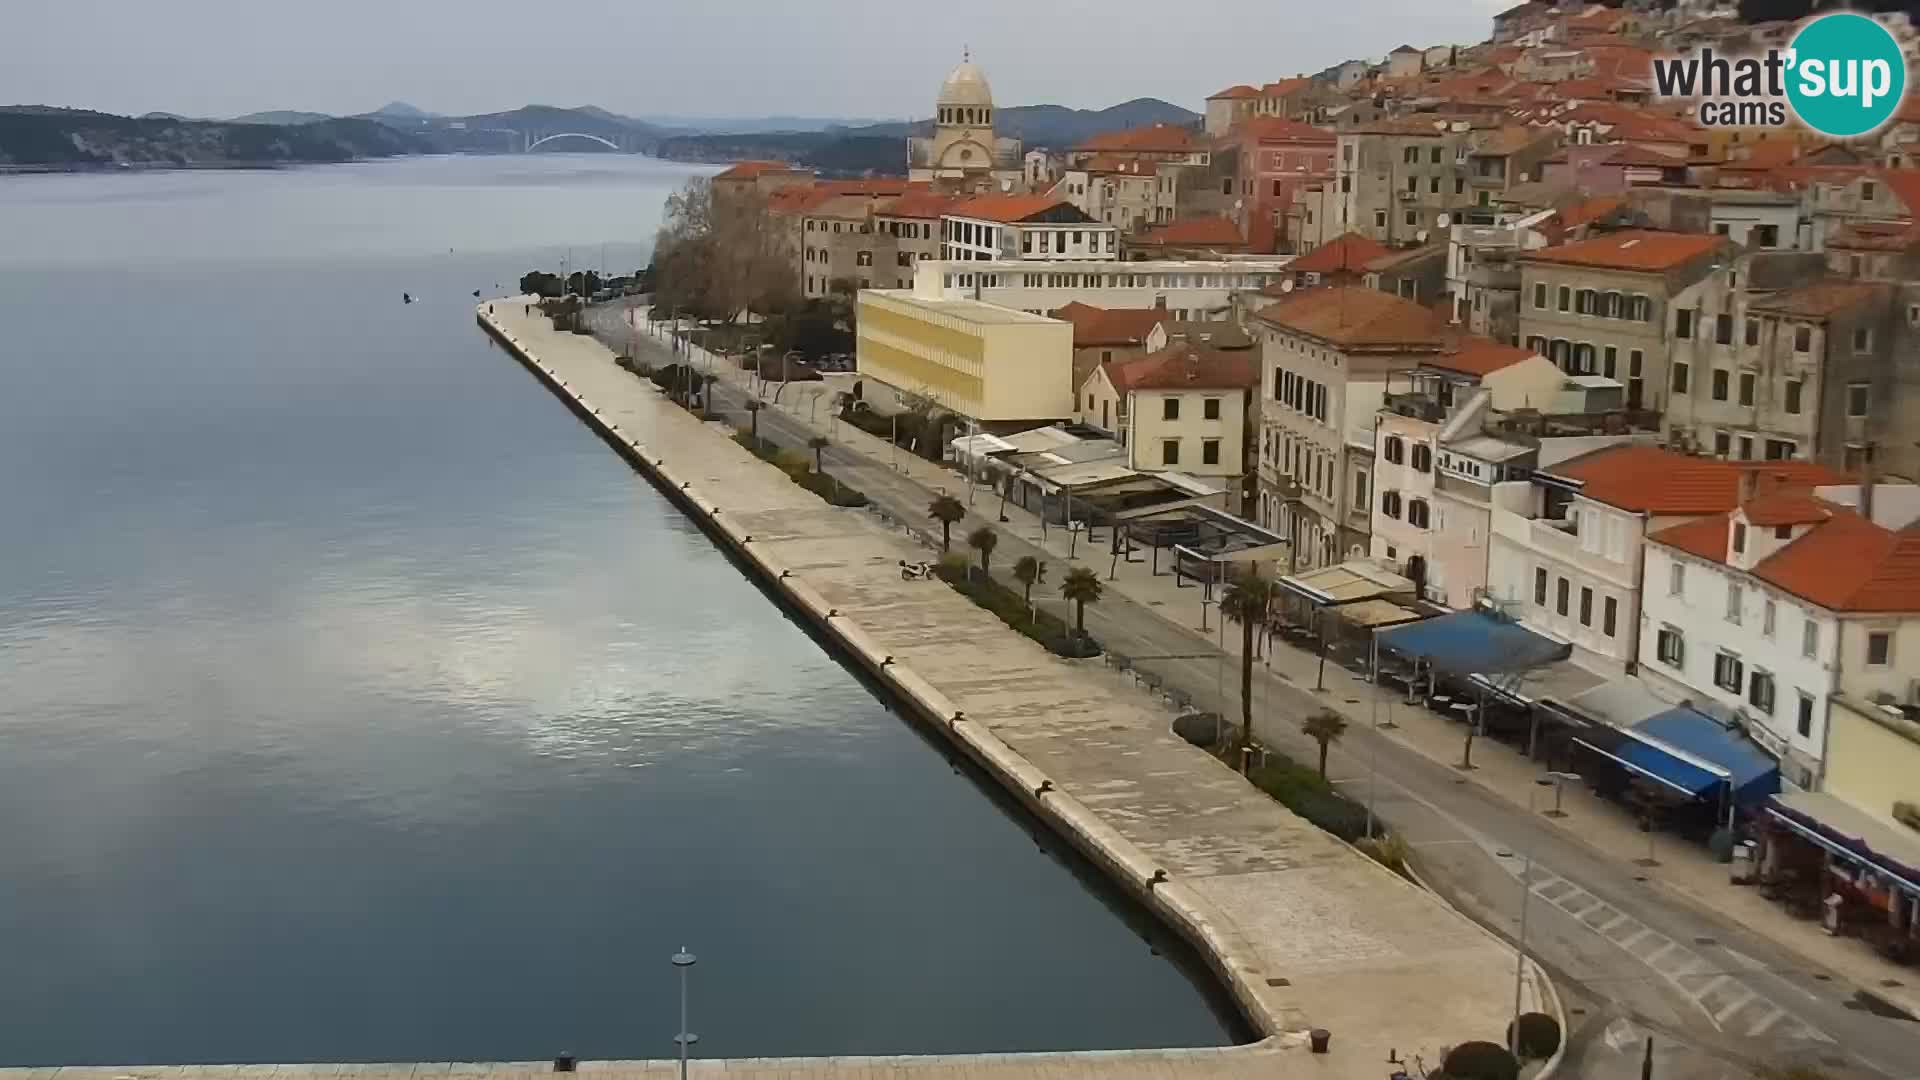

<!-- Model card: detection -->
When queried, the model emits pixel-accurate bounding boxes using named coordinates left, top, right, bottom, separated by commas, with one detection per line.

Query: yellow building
left=856, top=289, right=1074, bottom=423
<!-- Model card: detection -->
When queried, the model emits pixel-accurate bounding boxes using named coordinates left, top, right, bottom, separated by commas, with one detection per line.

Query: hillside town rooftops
left=1104, top=344, right=1258, bottom=393
left=1141, top=216, right=1246, bottom=247
left=1252, top=285, right=1444, bottom=349
left=946, top=194, right=1087, bottom=223
left=1075, top=122, right=1205, bottom=154
left=1521, top=229, right=1725, bottom=272
left=1748, top=280, right=1892, bottom=319
left=1208, top=84, right=1261, bottom=100
left=1285, top=231, right=1392, bottom=275
left=1544, top=445, right=1844, bottom=515
left=1055, top=302, right=1167, bottom=348
left=1651, top=495, right=1920, bottom=613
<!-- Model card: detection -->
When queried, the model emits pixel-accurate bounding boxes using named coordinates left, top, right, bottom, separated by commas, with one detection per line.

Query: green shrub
left=1442, top=1041, right=1519, bottom=1080
left=1244, top=756, right=1375, bottom=842
left=1355, top=832, right=1414, bottom=882
left=934, top=562, right=1099, bottom=658
left=1504, top=1012, right=1560, bottom=1062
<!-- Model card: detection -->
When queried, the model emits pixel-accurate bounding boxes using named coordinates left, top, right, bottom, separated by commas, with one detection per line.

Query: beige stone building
left=856, top=285, right=1073, bottom=425
left=1075, top=343, right=1259, bottom=509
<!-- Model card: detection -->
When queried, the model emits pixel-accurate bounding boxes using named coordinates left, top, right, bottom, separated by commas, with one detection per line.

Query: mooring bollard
left=553, top=1053, right=576, bottom=1072
left=1310, top=1029, right=1331, bottom=1054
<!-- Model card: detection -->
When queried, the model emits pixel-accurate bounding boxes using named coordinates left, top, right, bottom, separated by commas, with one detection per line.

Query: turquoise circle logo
left=1786, top=13, right=1907, bottom=138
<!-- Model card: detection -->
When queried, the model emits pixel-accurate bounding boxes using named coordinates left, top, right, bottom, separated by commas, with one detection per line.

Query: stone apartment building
left=1808, top=169, right=1920, bottom=250
left=1311, top=120, right=1484, bottom=250
left=1518, top=229, right=1735, bottom=412
left=1075, top=342, right=1259, bottom=510
left=871, top=192, right=956, bottom=291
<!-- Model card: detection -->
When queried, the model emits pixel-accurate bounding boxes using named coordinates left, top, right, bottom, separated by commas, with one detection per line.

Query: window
left=1867, top=631, right=1893, bottom=666
left=1381, top=491, right=1402, bottom=518
left=1672, top=362, right=1690, bottom=394
left=1749, top=670, right=1776, bottom=715
left=1602, top=346, right=1618, bottom=378
left=1163, top=398, right=1181, bottom=421
left=1534, top=568, right=1548, bottom=604
left=1713, top=651, right=1745, bottom=693
left=1383, top=435, right=1405, bottom=464
left=1853, top=327, right=1873, bottom=352
left=1794, top=325, right=1811, bottom=352
left=1202, top=439, right=1221, bottom=466
left=1738, top=372, right=1755, bottom=406
left=1579, top=587, right=1593, bottom=626
left=1785, top=380, right=1802, bottom=414
left=1676, top=308, right=1694, bottom=339
left=1405, top=210, right=1418, bottom=227
left=1603, top=596, right=1618, bottom=637
left=1726, top=580, right=1743, bottom=624
left=1576, top=289, right=1595, bottom=314
left=1802, top=617, right=1818, bottom=658
left=1431, top=146, right=1443, bottom=164
left=1556, top=577, right=1569, bottom=616
left=1732, top=522, right=1747, bottom=554
left=1715, top=431, right=1731, bottom=458
left=1404, top=146, right=1419, bottom=164
left=1629, top=294, right=1652, bottom=321
left=1429, top=176, right=1441, bottom=194
left=1203, top=397, right=1221, bottom=420
left=1711, top=369, right=1729, bottom=401
left=1847, top=382, right=1870, bottom=417
left=1455, top=177, right=1465, bottom=195
left=1745, top=318, right=1760, bottom=346
left=1863, top=180, right=1878, bottom=201
left=1533, top=283, right=1548, bottom=309
left=1354, top=469, right=1369, bottom=509
left=1755, top=224, right=1779, bottom=248
left=1715, top=313, right=1733, bottom=345
left=1763, top=598, right=1776, bottom=637
left=1558, top=286, right=1571, bottom=312
left=1797, top=693, right=1815, bottom=738
left=1161, top=440, right=1181, bottom=466
left=1408, top=499, right=1430, bottom=528
left=1411, top=444, right=1432, bottom=472
left=1374, top=210, right=1387, bottom=228
left=1658, top=626, right=1685, bottom=667
left=1669, top=561, right=1684, bottom=595
left=1342, top=176, right=1352, bottom=193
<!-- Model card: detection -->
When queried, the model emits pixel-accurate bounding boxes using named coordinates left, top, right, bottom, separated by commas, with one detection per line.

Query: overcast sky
left=7, top=0, right=1508, bottom=121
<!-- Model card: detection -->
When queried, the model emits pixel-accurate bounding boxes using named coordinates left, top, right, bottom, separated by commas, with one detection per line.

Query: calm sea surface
left=0, top=156, right=1239, bottom=1066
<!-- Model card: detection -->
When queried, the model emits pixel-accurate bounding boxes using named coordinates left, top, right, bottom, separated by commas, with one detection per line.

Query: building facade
left=855, top=288, right=1073, bottom=423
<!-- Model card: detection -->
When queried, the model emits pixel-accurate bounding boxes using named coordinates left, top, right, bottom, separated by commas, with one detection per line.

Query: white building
left=1075, top=342, right=1259, bottom=509
left=914, top=257, right=1291, bottom=320
left=1638, top=482, right=1920, bottom=788
left=940, top=195, right=1117, bottom=262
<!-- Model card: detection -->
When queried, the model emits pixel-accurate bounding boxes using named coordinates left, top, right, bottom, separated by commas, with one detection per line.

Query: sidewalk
left=641, top=315, right=1920, bottom=1020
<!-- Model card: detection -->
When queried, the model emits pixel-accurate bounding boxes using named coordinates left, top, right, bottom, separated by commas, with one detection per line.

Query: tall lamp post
left=672, top=948, right=697, bottom=1080
left=1512, top=775, right=1576, bottom=1058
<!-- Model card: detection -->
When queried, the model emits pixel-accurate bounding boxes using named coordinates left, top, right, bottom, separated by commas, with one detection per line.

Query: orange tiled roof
left=1082, top=153, right=1159, bottom=176
left=1055, top=302, right=1165, bottom=348
left=714, top=160, right=807, bottom=181
left=1260, top=77, right=1316, bottom=97
left=1252, top=285, right=1445, bottom=349
left=946, top=194, right=1081, bottom=224
left=1522, top=229, right=1725, bottom=272
left=1242, top=116, right=1337, bottom=144
left=1142, top=216, right=1245, bottom=247
left=1876, top=167, right=1920, bottom=217
left=1428, top=333, right=1537, bottom=377
left=1210, top=84, right=1261, bottom=100
left=1547, top=446, right=1845, bottom=514
left=1287, top=231, right=1392, bottom=274
left=1105, top=343, right=1258, bottom=393
left=1651, top=496, right=1920, bottom=613
left=1827, top=222, right=1920, bottom=252
left=1749, top=280, right=1892, bottom=319
left=877, top=191, right=961, bottom=219
left=1076, top=123, right=1204, bottom=154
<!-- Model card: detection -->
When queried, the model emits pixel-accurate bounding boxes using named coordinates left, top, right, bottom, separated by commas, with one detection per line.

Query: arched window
left=1411, top=444, right=1432, bottom=473
left=1408, top=498, right=1430, bottom=529
left=1381, top=491, right=1403, bottom=518
left=1572, top=342, right=1597, bottom=374
left=1383, top=435, right=1406, bottom=464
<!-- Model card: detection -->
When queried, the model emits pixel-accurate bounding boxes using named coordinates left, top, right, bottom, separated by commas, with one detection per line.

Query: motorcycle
left=899, top=560, right=935, bottom=581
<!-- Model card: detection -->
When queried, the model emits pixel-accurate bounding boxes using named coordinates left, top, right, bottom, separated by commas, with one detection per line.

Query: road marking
left=1597, top=911, right=1634, bottom=934
left=1713, top=988, right=1757, bottom=1024
left=1569, top=899, right=1609, bottom=921
left=1686, top=974, right=1733, bottom=1002
left=1744, top=1005, right=1786, bottom=1036
left=1616, top=925, right=1656, bottom=950
left=1642, top=941, right=1678, bottom=967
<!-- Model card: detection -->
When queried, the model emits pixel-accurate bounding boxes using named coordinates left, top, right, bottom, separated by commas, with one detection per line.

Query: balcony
left=1467, top=263, right=1520, bottom=291
left=1384, top=392, right=1447, bottom=423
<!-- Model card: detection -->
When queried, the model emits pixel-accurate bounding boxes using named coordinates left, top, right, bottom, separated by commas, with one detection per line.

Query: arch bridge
left=525, top=132, right=623, bottom=153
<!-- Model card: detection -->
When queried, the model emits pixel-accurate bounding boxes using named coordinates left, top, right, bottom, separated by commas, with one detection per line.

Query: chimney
left=1736, top=467, right=1759, bottom=504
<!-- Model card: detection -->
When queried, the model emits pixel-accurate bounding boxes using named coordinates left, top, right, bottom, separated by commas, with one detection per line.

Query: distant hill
left=140, top=111, right=192, bottom=121
left=653, top=97, right=1201, bottom=174
left=636, top=114, right=900, bottom=134
left=370, top=101, right=433, bottom=119
left=0, top=110, right=427, bottom=168
left=231, top=110, right=333, bottom=126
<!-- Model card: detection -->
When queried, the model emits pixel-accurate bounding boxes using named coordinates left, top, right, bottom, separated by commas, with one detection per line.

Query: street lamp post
left=1512, top=774, right=1574, bottom=1057
left=672, top=948, right=697, bottom=1080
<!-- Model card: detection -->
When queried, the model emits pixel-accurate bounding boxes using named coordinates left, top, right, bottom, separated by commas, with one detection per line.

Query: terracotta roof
left=1252, top=286, right=1445, bottom=349
left=820, top=177, right=916, bottom=196
left=1259, top=77, right=1315, bottom=97
left=1241, top=116, right=1337, bottom=144
left=1141, top=216, right=1245, bottom=247
left=1748, top=280, right=1891, bottom=319
left=1391, top=44, right=1421, bottom=54
left=1651, top=496, right=1920, bottom=613
left=1599, top=143, right=1686, bottom=168
left=1055, top=302, right=1165, bottom=348
left=1827, top=222, right=1920, bottom=252
left=877, top=191, right=961, bottom=219
left=1081, top=154, right=1159, bottom=176
left=1363, top=242, right=1444, bottom=272
left=1547, top=446, right=1845, bottom=514
left=1075, top=123, right=1204, bottom=154
left=1495, top=2, right=1545, bottom=19
left=1209, top=84, right=1261, bottom=100
left=1521, top=229, right=1725, bottom=272
left=1876, top=167, right=1920, bottom=217
left=1469, top=126, right=1547, bottom=156
left=946, top=194, right=1085, bottom=224
left=1287, top=231, right=1392, bottom=274
left=1105, top=344, right=1258, bottom=393
left=714, top=160, right=808, bottom=181
left=1428, top=333, right=1537, bottom=376
left=1157, top=320, right=1254, bottom=349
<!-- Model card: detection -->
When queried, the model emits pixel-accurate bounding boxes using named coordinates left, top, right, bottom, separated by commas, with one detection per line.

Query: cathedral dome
left=938, top=59, right=994, bottom=108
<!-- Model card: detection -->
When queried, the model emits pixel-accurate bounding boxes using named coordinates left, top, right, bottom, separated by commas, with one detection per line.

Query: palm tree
left=967, top=526, right=998, bottom=577
left=1302, top=709, right=1348, bottom=779
left=745, top=399, right=763, bottom=440
left=1218, top=570, right=1278, bottom=752
left=1012, top=556, right=1040, bottom=613
left=1060, top=566, right=1102, bottom=637
left=807, top=435, right=829, bottom=474
left=928, top=495, right=964, bottom=552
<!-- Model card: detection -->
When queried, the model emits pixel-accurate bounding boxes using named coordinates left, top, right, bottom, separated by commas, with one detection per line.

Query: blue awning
left=1375, top=609, right=1571, bottom=678
left=1571, top=705, right=1779, bottom=805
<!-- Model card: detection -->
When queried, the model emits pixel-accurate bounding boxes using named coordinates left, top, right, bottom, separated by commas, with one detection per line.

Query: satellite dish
left=1416, top=229, right=1430, bottom=243
left=1280, top=278, right=1296, bottom=293
left=1436, top=213, right=1452, bottom=228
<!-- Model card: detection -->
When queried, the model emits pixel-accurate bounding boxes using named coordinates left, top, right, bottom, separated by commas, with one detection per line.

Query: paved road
left=594, top=308, right=1920, bottom=1080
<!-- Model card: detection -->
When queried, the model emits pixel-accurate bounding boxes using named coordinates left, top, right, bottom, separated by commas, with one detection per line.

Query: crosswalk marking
left=1714, top=989, right=1758, bottom=1024
left=1745, top=1005, right=1786, bottom=1036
